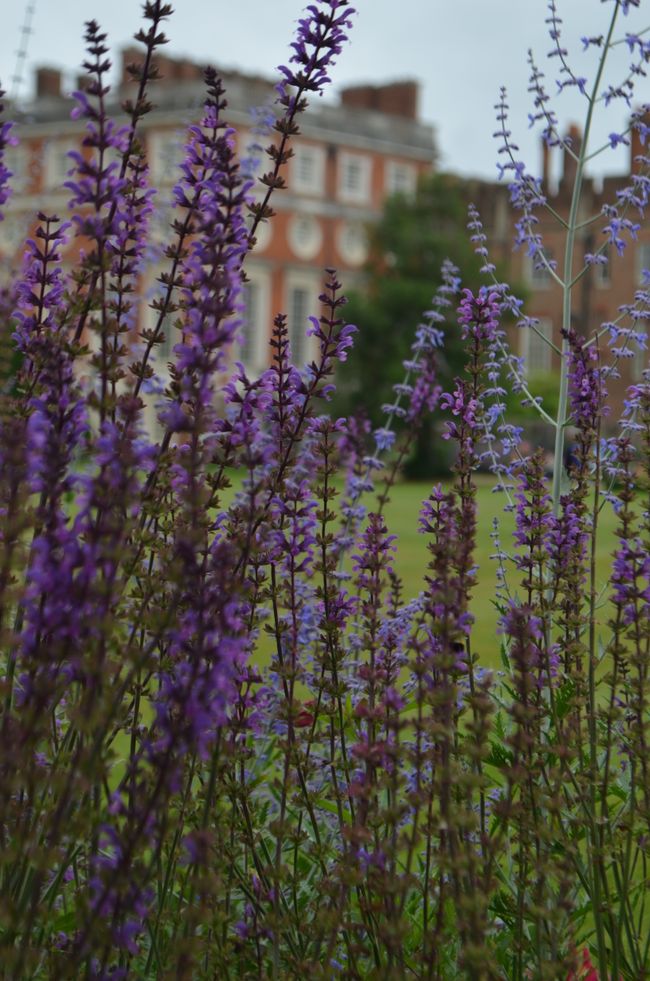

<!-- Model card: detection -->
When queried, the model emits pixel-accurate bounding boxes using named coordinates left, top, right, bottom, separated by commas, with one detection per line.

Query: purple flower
left=609, top=131, right=630, bottom=149
left=373, top=427, right=396, bottom=452
left=457, top=287, right=501, bottom=344
left=160, top=71, right=252, bottom=436
left=276, top=1, right=356, bottom=108
left=565, top=328, right=607, bottom=431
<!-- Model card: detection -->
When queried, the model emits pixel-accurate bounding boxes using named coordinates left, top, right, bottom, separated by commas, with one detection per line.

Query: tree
left=335, top=172, right=497, bottom=477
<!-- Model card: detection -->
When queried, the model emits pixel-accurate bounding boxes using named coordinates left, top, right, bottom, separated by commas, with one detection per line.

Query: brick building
left=467, top=126, right=650, bottom=420
left=0, top=51, right=436, bottom=383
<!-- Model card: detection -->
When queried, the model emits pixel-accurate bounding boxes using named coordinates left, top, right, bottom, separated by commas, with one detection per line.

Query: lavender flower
left=276, top=0, right=356, bottom=107
left=161, top=70, right=251, bottom=436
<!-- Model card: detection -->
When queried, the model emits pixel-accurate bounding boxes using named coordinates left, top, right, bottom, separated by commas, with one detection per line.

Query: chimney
left=121, top=46, right=206, bottom=88
left=341, top=80, right=419, bottom=119
left=542, top=138, right=550, bottom=189
left=561, top=123, right=582, bottom=191
left=175, top=59, right=204, bottom=82
left=376, top=82, right=417, bottom=119
left=120, top=47, right=143, bottom=87
left=630, top=110, right=650, bottom=175
left=36, top=67, right=62, bottom=98
left=340, top=84, right=376, bottom=112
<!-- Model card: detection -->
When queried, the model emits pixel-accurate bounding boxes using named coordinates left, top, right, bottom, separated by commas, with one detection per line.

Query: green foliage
left=335, top=173, right=489, bottom=475
left=505, top=370, right=561, bottom=421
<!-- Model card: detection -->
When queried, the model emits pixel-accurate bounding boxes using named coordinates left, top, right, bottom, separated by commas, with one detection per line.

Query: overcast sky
left=1, top=1, right=648, bottom=182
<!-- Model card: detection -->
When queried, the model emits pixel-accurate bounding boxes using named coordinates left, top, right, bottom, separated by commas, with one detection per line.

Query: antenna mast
left=10, top=1, right=37, bottom=103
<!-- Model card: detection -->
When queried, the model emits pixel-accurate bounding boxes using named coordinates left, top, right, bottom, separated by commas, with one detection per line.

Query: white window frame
left=238, top=128, right=266, bottom=183
left=0, top=210, right=28, bottom=257
left=338, top=151, right=372, bottom=204
left=285, top=271, right=320, bottom=368
left=637, top=242, right=650, bottom=286
left=385, top=160, right=417, bottom=199
left=525, top=248, right=554, bottom=290
left=143, top=270, right=179, bottom=375
left=291, top=143, right=325, bottom=196
left=336, top=221, right=368, bottom=267
left=240, top=267, right=271, bottom=376
left=288, top=214, right=323, bottom=261
left=520, top=317, right=553, bottom=375
left=4, top=146, right=30, bottom=194
left=44, top=139, right=72, bottom=190
left=148, top=130, right=185, bottom=184
left=593, top=244, right=611, bottom=288
left=633, top=326, right=649, bottom=380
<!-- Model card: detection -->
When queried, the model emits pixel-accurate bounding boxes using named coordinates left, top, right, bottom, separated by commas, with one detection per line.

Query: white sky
left=1, top=0, right=649, bottom=182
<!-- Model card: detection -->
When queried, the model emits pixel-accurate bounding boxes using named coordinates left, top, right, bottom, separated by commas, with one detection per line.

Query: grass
left=375, top=474, right=620, bottom=667
left=236, top=470, right=620, bottom=670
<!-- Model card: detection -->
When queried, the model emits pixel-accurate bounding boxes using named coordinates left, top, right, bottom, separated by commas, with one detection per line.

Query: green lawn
left=376, top=475, right=620, bottom=667
left=224, top=471, right=620, bottom=669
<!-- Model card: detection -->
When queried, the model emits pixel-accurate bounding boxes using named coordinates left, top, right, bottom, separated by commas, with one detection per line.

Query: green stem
left=551, top=3, right=619, bottom=517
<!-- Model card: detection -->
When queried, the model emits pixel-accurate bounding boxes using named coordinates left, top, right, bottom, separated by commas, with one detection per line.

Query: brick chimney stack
left=120, top=47, right=204, bottom=87
left=36, top=67, right=62, bottom=99
left=630, top=110, right=650, bottom=174
left=542, top=138, right=550, bottom=189
left=341, top=80, right=418, bottom=119
left=561, top=123, right=582, bottom=191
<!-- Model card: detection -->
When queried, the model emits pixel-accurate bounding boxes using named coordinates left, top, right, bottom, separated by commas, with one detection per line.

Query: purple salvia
left=65, top=23, right=130, bottom=243
left=334, top=411, right=372, bottom=553
left=498, top=600, right=544, bottom=687
left=611, top=531, right=650, bottom=628
left=419, top=486, right=473, bottom=647
left=457, top=286, right=500, bottom=345
left=565, top=328, right=608, bottom=434
left=247, top=0, right=355, bottom=236
left=161, top=70, right=251, bottom=436
left=154, top=538, right=248, bottom=759
left=276, top=0, right=355, bottom=108
left=20, top=402, right=144, bottom=689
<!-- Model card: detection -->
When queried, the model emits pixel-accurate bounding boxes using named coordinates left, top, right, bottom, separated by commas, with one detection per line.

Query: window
left=385, top=160, right=417, bottom=198
left=526, top=248, right=555, bottom=289
left=291, top=144, right=325, bottom=196
left=250, top=218, right=272, bottom=254
left=637, top=242, right=650, bottom=286
left=4, top=146, right=30, bottom=193
left=148, top=131, right=185, bottom=184
left=285, top=274, right=319, bottom=368
left=240, top=271, right=270, bottom=374
left=241, top=282, right=260, bottom=368
left=149, top=203, right=174, bottom=244
left=593, top=244, right=610, bottom=288
left=633, top=326, right=649, bottom=380
left=336, top=222, right=368, bottom=266
left=288, top=215, right=322, bottom=260
left=238, top=129, right=266, bottom=183
left=521, top=317, right=553, bottom=374
left=338, top=152, right=371, bottom=204
left=0, top=212, right=28, bottom=257
left=144, top=273, right=178, bottom=374
left=156, top=310, right=177, bottom=367
left=288, top=286, right=310, bottom=367
left=45, top=140, right=72, bottom=190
